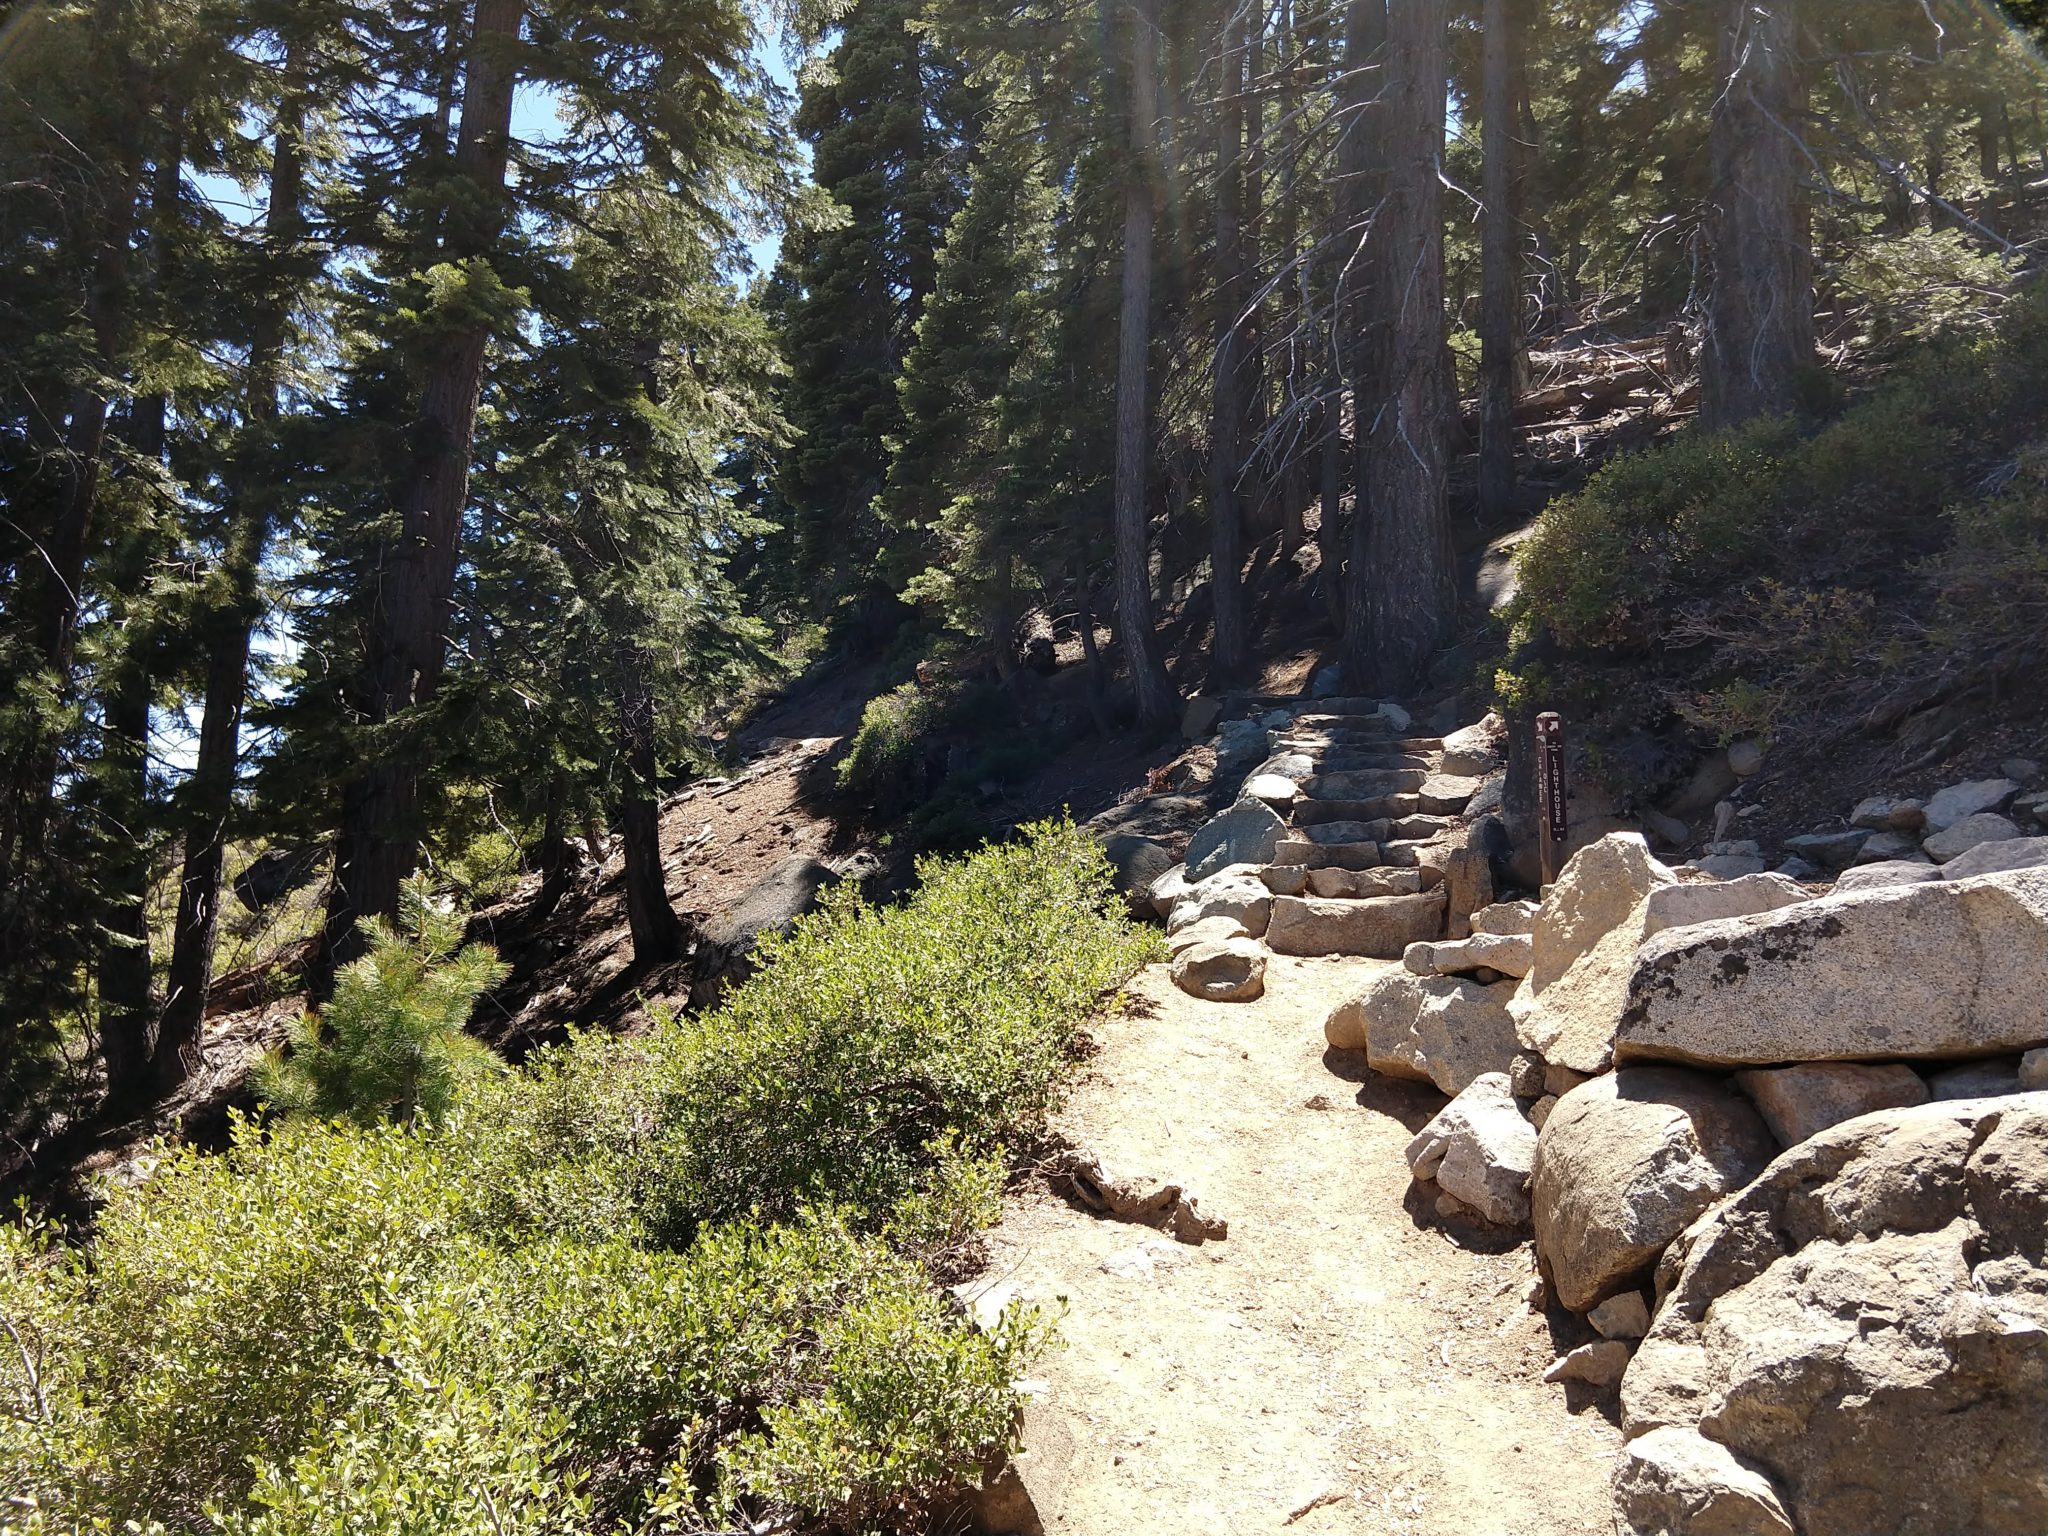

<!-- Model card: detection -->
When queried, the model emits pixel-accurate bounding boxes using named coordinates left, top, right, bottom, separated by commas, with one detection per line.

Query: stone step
left=1294, top=819, right=1393, bottom=846
left=1378, top=838, right=1458, bottom=872
left=1271, top=837, right=1383, bottom=872
left=1387, top=814, right=1461, bottom=841
left=1286, top=716, right=1400, bottom=733
left=1302, top=768, right=1430, bottom=800
left=1416, top=773, right=1485, bottom=816
left=1293, top=795, right=1421, bottom=827
left=1293, top=696, right=1410, bottom=721
left=1304, top=866, right=1427, bottom=900
left=1308, top=749, right=1437, bottom=775
left=1265, top=888, right=1448, bottom=958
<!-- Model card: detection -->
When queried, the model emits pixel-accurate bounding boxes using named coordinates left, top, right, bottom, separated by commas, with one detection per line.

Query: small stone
left=2022, top=1049, right=2048, bottom=1091
left=1528, top=1094, right=1558, bottom=1129
left=1243, top=773, right=1300, bottom=811
left=1166, top=867, right=1273, bottom=938
left=1147, top=863, right=1191, bottom=920
left=1713, top=801, right=1739, bottom=842
left=1378, top=701, right=1413, bottom=733
left=2016, top=790, right=2048, bottom=828
left=1543, top=1062, right=1587, bottom=1099
left=1784, top=829, right=1871, bottom=869
left=1727, top=740, right=1765, bottom=777
left=1542, top=1339, right=1632, bottom=1389
left=1170, top=939, right=1267, bottom=1003
left=1180, top=697, right=1224, bottom=739
left=1852, top=796, right=1927, bottom=832
left=1434, top=1191, right=1472, bottom=1221
left=1922, top=812, right=2022, bottom=864
left=2003, top=757, right=2043, bottom=786
left=1588, top=1291, right=1652, bottom=1341
left=1923, top=778, right=2022, bottom=834
left=1926, top=1057, right=2024, bottom=1101
left=1690, top=854, right=1769, bottom=879
left=1185, top=798, right=1288, bottom=882
left=1775, top=857, right=1824, bottom=883
left=1703, top=839, right=1763, bottom=859
left=1404, top=1074, right=1538, bottom=1227
left=1258, top=864, right=1310, bottom=897
left=1508, top=1051, right=1547, bottom=1099
left=1940, top=835, right=2048, bottom=881
left=1854, top=829, right=1923, bottom=863
left=1166, top=916, right=1250, bottom=956
left=1641, top=808, right=1691, bottom=850
left=1733, top=1062, right=1929, bottom=1147
left=1642, top=873, right=1808, bottom=938
left=1471, top=900, right=1538, bottom=937
left=1417, top=931, right=1533, bottom=980
left=1833, top=859, right=1942, bottom=893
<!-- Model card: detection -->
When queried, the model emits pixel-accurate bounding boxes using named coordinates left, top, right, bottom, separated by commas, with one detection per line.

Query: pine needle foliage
left=258, top=880, right=507, bottom=1127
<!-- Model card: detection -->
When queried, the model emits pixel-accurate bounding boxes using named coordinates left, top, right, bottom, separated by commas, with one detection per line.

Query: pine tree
left=768, top=0, right=974, bottom=626
left=883, top=107, right=1059, bottom=664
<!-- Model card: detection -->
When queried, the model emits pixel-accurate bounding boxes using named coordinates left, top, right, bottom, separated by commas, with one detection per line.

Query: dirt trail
left=979, top=954, right=1620, bottom=1536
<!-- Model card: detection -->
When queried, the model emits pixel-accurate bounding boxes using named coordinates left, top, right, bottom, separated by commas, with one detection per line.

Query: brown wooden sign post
left=1537, top=712, right=1568, bottom=889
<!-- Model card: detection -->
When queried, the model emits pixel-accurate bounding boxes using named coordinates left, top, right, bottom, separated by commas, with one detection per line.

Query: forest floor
left=977, top=954, right=1620, bottom=1536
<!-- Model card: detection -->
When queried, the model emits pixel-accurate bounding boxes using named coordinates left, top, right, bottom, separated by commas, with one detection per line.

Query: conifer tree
left=769, top=0, right=974, bottom=624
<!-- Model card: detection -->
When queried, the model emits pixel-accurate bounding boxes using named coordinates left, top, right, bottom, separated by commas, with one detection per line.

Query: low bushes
left=1502, top=283, right=2048, bottom=794
left=0, top=820, right=1155, bottom=1535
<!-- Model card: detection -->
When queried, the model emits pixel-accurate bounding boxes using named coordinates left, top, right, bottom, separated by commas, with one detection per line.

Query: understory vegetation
left=1504, top=283, right=2048, bottom=794
left=0, top=822, right=1159, bottom=1535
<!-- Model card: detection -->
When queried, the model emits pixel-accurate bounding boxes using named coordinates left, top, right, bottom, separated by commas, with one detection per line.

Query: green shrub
left=1503, top=284, right=2048, bottom=793
left=638, top=817, right=1163, bottom=1234
left=838, top=682, right=940, bottom=817
left=257, top=880, right=506, bottom=1127
left=0, top=822, right=1155, bottom=1535
left=1512, top=417, right=1798, bottom=650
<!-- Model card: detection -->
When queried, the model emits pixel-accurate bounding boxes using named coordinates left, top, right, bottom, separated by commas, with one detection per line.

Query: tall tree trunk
left=1326, top=0, right=1385, bottom=655
left=534, top=771, right=575, bottom=919
left=99, top=117, right=185, bottom=1108
left=1317, top=391, right=1345, bottom=631
left=1209, top=2, right=1250, bottom=684
left=318, top=0, right=523, bottom=993
left=157, top=65, right=310, bottom=1089
left=1113, top=0, right=1177, bottom=730
left=1477, top=0, right=1522, bottom=525
left=1344, top=0, right=1451, bottom=696
left=1700, top=0, right=1814, bottom=430
left=615, top=638, right=684, bottom=965
left=1276, top=0, right=1308, bottom=559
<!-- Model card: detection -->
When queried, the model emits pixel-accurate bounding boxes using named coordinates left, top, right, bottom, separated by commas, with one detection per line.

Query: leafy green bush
left=1513, top=417, right=1798, bottom=650
left=637, top=817, right=1163, bottom=1235
left=258, top=880, right=506, bottom=1126
left=1503, top=283, right=2048, bottom=792
left=1, top=821, right=1155, bottom=1535
left=837, top=682, right=940, bottom=817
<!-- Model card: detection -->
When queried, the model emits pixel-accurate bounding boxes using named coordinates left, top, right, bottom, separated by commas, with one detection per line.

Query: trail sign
left=1537, top=713, right=1568, bottom=887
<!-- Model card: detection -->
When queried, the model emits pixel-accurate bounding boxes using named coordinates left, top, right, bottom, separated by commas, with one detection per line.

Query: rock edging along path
left=973, top=954, right=1618, bottom=1536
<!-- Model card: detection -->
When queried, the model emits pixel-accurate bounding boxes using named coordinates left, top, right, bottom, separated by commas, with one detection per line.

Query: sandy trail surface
left=976, top=954, right=1620, bottom=1536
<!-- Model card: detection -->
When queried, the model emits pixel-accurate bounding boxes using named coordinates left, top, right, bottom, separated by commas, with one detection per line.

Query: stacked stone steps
left=1245, top=700, right=1476, bottom=959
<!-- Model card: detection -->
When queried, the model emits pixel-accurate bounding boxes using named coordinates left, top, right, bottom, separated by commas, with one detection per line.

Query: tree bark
left=1477, top=0, right=1522, bottom=524
left=1326, top=0, right=1385, bottom=654
left=615, top=639, right=685, bottom=965
left=318, top=0, right=524, bottom=993
left=158, top=63, right=310, bottom=1086
left=1699, top=0, right=1814, bottom=431
left=1344, top=0, right=1452, bottom=697
left=1113, top=0, right=1177, bottom=730
left=1209, top=1, right=1250, bottom=684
